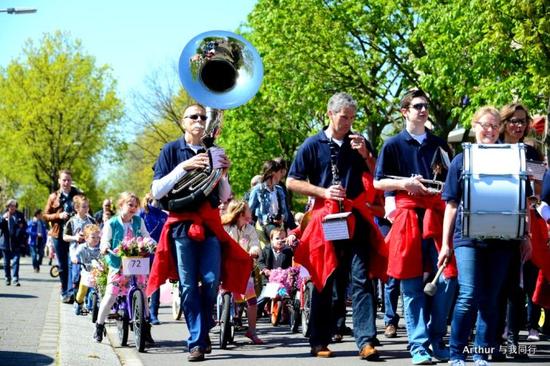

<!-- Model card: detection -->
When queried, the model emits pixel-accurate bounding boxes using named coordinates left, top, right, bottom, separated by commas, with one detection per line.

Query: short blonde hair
left=72, top=195, right=88, bottom=210
left=117, top=192, right=140, bottom=210
left=269, top=227, right=286, bottom=241
left=83, top=224, right=100, bottom=238
left=472, top=106, right=500, bottom=126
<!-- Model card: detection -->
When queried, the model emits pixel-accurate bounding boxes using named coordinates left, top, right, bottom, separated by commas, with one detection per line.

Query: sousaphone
left=160, top=31, right=263, bottom=212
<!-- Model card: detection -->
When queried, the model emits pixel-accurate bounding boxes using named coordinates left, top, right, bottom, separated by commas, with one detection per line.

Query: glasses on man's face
left=185, top=114, right=207, bottom=121
left=508, top=118, right=527, bottom=126
left=476, top=121, right=500, bottom=131
left=409, top=103, right=429, bottom=111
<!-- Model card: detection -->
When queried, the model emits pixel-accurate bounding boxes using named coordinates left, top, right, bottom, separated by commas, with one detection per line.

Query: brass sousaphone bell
left=160, top=31, right=263, bottom=212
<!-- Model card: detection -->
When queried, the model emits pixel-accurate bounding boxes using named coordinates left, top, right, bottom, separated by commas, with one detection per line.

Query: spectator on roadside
left=93, top=199, right=113, bottom=226
left=43, top=169, right=82, bottom=303
left=1, top=199, right=27, bottom=286
left=243, top=175, right=262, bottom=202
left=27, top=209, right=48, bottom=273
left=249, top=160, right=290, bottom=241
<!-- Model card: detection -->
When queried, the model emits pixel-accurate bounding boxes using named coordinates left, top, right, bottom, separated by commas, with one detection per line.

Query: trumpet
left=384, top=175, right=445, bottom=194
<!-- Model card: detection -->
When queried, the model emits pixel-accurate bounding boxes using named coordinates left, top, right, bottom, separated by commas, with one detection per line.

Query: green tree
left=0, top=31, right=124, bottom=210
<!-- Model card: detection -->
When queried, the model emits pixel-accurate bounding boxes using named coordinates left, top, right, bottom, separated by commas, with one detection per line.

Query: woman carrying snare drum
left=438, top=106, right=532, bottom=366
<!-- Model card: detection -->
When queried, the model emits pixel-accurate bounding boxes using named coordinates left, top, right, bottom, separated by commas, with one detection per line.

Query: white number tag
left=122, top=257, right=150, bottom=276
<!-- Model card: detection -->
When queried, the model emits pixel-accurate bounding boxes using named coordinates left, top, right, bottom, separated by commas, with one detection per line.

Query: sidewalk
left=0, top=256, right=121, bottom=366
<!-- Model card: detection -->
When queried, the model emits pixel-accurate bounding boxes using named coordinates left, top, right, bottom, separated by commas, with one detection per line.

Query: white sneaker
left=527, top=329, right=540, bottom=342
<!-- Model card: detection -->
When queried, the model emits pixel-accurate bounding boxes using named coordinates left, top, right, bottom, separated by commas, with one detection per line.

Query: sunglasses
left=410, top=103, right=429, bottom=111
left=185, top=114, right=207, bottom=121
left=508, top=118, right=527, bottom=126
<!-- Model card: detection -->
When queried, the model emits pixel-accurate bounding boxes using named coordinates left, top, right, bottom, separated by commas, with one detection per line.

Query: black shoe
left=205, top=335, right=212, bottom=354
left=144, top=323, right=155, bottom=345
left=94, top=323, right=105, bottom=342
left=5, top=279, right=10, bottom=286
left=14, top=281, right=20, bottom=287
left=188, top=346, right=205, bottom=362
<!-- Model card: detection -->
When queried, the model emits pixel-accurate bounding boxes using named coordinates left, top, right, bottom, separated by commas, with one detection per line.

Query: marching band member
left=497, top=103, right=543, bottom=356
left=146, top=104, right=252, bottom=362
left=438, top=106, right=531, bottom=366
left=374, top=89, right=457, bottom=364
left=287, top=92, right=386, bottom=359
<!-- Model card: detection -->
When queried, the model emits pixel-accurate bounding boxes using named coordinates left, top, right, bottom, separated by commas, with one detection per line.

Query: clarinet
left=328, top=139, right=344, bottom=213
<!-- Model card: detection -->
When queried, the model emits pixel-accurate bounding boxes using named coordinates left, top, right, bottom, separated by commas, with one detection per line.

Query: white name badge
left=122, top=257, right=150, bottom=276
left=322, top=211, right=352, bottom=241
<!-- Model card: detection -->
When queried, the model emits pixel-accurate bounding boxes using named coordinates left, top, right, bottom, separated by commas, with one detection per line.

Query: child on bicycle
left=71, top=224, right=101, bottom=315
left=221, top=200, right=264, bottom=344
left=258, top=227, right=294, bottom=284
left=93, top=192, right=154, bottom=343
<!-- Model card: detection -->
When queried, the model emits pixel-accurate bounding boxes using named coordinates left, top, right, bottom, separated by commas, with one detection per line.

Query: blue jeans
left=309, top=212, right=377, bottom=350
left=450, top=245, right=513, bottom=361
left=29, top=239, right=45, bottom=270
left=401, top=239, right=457, bottom=356
left=2, top=249, right=20, bottom=281
left=52, top=237, right=72, bottom=297
left=149, top=289, right=160, bottom=319
left=384, top=276, right=401, bottom=326
left=173, top=233, right=221, bottom=352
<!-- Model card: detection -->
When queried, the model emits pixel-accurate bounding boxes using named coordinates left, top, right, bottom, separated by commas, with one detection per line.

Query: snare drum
left=461, top=143, right=527, bottom=240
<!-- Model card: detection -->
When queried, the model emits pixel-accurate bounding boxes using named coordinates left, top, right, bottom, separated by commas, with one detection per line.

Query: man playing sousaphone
left=146, top=103, right=252, bottom=362
left=374, top=89, right=457, bottom=364
left=287, top=92, right=387, bottom=359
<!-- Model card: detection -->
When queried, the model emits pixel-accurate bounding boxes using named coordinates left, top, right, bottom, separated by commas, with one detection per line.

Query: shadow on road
left=0, top=351, right=54, bottom=366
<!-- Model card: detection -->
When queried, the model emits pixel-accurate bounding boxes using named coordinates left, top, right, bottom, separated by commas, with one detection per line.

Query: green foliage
left=0, top=31, right=124, bottom=211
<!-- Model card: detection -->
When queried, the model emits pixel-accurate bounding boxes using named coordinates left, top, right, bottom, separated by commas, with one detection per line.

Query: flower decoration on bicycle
left=112, top=236, right=157, bottom=257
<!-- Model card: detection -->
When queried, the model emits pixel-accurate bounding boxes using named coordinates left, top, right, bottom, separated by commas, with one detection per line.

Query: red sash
left=528, top=208, right=550, bottom=307
left=294, top=192, right=387, bottom=292
left=145, top=203, right=252, bottom=297
left=385, top=193, right=457, bottom=280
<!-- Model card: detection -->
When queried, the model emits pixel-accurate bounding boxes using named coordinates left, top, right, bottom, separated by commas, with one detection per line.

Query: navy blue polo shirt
left=153, top=137, right=219, bottom=238
left=375, top=130, right=451, bottom=181
left=542, top=170, right=550, bottom=203
left=442, top=152, right=526, bottom=248
left=288, top=129, right=369, bottom=199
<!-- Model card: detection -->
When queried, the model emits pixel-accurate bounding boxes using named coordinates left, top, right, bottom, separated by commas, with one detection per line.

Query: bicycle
left=171, top=280, right=183, bottom=320
left=216, top=289, right=235, bottom=349
left=109, top=250, right=151, bottom=352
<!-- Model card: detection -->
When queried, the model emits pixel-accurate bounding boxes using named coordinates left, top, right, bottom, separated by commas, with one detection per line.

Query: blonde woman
left=221, top=200, right=264, bottom=344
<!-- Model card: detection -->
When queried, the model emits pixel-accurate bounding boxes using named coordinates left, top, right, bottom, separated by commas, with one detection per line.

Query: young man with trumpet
left=287, top=92, right=387, bottom=360
left=374, top=89, right=457, bottom=364
left=146, top=104, right=252, bottom=362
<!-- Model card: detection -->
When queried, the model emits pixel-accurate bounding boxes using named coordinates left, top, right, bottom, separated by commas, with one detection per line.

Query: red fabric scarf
left=385, top=193, right=457, bottom=280
left=528, top=208, right=550, bottom=307
left=145, top=203, right=252, bottom=297
left=294, top=193, right=387, bottom=292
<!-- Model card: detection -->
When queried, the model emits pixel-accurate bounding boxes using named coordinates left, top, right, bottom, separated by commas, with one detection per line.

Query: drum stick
left=424, top=264, right=446, bottom=296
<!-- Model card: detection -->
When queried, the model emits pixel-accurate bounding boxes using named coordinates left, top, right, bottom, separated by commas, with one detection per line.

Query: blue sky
left=0, top=0, right=258, bottom=101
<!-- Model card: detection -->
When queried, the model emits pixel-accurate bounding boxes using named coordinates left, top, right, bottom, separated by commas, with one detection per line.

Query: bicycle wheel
left=91, top=291, right=99, bottom=324
left=290, top=298, right=301, bottom=333
left=49, top=265, right=59, bottom=278
left=116, top=301, right=129, bottom=346
left=219, top=292, right=232, bottom=349
left=172, top=287, right=183, bottom=320
left=132, top=290, right=146, bottom=352
left=301, top=282, right=313, bottom=337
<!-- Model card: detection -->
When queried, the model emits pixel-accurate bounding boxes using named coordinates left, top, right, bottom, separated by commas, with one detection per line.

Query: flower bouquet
left=90, top=257, right=109, bottom=297
left=112, top=236, right=157, bottom=257
left=268, top=267, right=302, bottom=298
left=112, top=236, right=156, bottom=277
